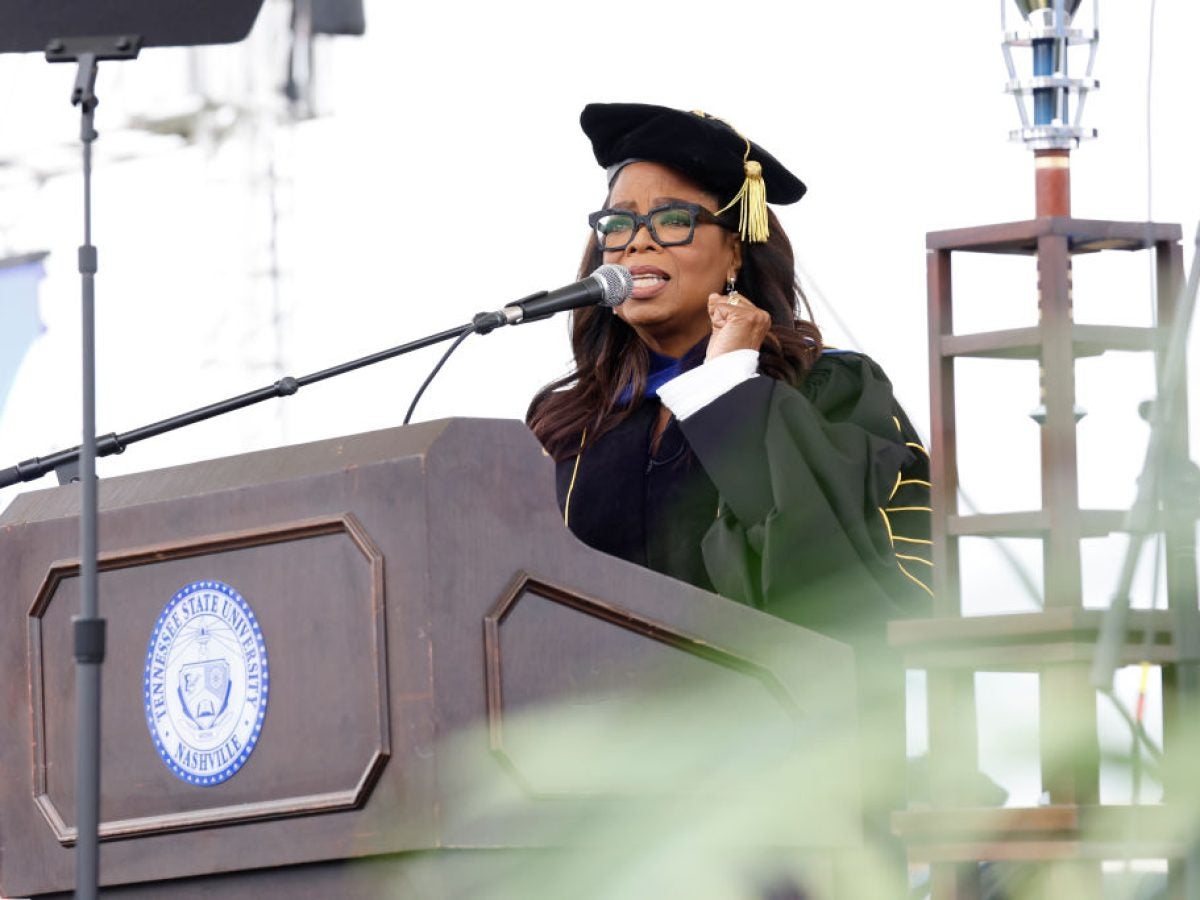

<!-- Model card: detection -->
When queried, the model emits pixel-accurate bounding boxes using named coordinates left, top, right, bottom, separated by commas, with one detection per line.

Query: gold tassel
left=692, top=112, right=770, bottom=243
left=716, top=152, right=770, bottom=243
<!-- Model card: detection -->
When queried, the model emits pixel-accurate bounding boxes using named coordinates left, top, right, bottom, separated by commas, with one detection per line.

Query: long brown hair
left=527, top=207, right=822, bottom=460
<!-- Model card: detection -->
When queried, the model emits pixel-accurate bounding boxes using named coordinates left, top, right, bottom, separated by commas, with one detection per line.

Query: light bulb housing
left=1001, top=0, right=1099, bottom=151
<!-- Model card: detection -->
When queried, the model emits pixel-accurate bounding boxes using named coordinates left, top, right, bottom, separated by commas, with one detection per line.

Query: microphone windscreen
left=592, top=264, right=634, bottom=307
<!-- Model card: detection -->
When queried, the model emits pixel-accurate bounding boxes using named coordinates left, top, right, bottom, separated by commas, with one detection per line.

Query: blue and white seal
left=143, top=580, right=269, bottom=786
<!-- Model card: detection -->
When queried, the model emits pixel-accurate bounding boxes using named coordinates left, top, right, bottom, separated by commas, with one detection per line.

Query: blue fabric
left=0, top=259, right=45, bottom=418
left=617, top=339, right=708, bottom=407
left=644, top=349, right=688, bottom=397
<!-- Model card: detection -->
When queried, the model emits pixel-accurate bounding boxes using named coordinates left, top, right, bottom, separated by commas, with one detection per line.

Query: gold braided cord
left=879, top=506, right=935, bottom=598
left=563, top=428, right=587, bottom=527
left=897, top=560, right=935, bottom=598
left=878, top=505, right=896, bottom=543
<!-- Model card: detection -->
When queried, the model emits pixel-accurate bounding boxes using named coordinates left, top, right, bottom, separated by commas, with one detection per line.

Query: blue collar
left=617, top=339, right=708, bottom=407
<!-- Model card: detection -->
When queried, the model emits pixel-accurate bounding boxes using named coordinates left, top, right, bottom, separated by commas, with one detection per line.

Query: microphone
left=472, top=264, right=633, bottom=333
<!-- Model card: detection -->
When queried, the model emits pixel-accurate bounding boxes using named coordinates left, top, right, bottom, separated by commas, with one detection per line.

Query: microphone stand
left=5, top=9, right=267, bottom=897
left=0, top=304, right=543, bottom=491
left=42, top=35, right=142, bottom=900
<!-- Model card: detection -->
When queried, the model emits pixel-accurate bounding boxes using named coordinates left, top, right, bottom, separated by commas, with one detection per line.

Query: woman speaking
left=528, top=103, right=931, bottom=632
left=527, top=102, right=932, bottom=886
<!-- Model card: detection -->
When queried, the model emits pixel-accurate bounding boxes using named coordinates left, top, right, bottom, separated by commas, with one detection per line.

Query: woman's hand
left=706, top=291, right=771, bottom=360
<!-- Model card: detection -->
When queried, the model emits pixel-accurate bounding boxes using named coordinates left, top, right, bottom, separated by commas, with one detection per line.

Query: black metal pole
left=40, top=37, right=144, bottom=900
left=0, top=309, right=520, bottom=490
left=72, top=49, right=104, bottom=900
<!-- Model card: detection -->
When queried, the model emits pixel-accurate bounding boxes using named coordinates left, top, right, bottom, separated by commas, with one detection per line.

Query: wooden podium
left=0, top=418, right=860, bottom=898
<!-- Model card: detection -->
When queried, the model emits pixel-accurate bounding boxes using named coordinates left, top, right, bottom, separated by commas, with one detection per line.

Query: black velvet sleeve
left=677, top=352, right=932, bottom=644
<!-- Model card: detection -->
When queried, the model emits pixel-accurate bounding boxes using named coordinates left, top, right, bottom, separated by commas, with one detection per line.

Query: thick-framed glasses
left=587, top=202, right=733, bottom=251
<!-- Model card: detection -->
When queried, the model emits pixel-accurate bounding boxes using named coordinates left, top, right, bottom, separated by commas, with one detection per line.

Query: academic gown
left=554, top=349, right=933, bottom=644
left=553, top=349, right=932, bottom=868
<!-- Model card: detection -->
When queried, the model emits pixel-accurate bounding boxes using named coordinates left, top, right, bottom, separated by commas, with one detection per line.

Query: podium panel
left=29, top=514, right=388, bottom=841
left=0, top=419, right=859, bottom=898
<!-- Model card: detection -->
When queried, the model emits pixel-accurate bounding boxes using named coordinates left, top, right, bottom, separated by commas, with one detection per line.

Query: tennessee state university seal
left=143, top=580, right=269, bottom=786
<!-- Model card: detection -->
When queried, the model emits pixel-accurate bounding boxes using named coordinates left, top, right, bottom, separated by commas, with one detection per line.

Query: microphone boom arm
left=0, top=265, right=632, bottom=489
left=0, top=321, right=474, bottom=489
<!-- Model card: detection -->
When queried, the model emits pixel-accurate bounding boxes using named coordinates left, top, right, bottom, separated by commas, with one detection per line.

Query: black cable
left=402, top=325, right=474, bottom=425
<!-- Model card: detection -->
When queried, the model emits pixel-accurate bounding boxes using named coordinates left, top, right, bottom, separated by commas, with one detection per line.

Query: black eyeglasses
left=587, top=201, right=733, bottom=251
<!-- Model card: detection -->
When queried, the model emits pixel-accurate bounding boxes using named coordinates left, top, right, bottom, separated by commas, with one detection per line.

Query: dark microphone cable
left=402, top=324, right=473, bottom=425
left=401, top=264, right=633, bottom=424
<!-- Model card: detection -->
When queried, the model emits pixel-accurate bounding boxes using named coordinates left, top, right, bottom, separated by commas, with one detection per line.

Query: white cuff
left=657, top=349, right=760, bottom=420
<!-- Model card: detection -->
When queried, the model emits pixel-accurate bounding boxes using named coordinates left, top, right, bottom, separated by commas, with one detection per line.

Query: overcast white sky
left=0, top=0, right=1196, bottom=802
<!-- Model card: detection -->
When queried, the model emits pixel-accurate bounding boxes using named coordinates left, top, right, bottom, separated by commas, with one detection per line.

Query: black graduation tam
left=580, top=102, right=806, bottom=242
